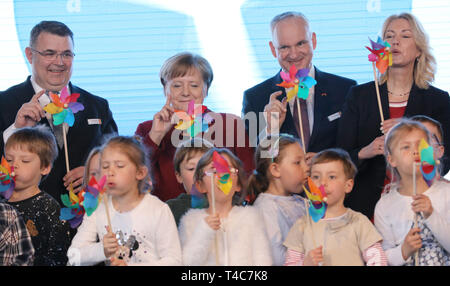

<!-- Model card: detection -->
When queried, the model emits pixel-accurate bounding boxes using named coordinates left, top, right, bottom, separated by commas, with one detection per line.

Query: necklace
left=388, top=90, right=410, bottom=97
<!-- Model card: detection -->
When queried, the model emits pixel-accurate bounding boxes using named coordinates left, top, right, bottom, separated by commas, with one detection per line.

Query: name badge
left=328, top=112, right=341, bottom=122
left=87, top=119, right=102, bottom=125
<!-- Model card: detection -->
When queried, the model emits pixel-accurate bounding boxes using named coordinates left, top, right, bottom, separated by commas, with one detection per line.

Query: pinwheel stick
left=62, top=123, right=70, bottom=173
left=302, top=195, right=317, bottom=249
left=103, top=193, right=113, bottom=231
left=210, top=174, right=220, bottom=266
left=296, top=97, right=306, bottom=154
left=61, top=123, right=76, bottom=193
left=412, top=162, right=419, bottom=266
left=372, top=62, right=385, bottom=123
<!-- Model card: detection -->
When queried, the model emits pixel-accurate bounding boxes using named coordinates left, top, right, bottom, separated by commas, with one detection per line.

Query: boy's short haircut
left=173, top=137, right=214, bottom=174
left=5, top=125, right=58, bottom=168
left=410, top=115, right=444, bottom=144
left=311, top=148, right=357, bottom=180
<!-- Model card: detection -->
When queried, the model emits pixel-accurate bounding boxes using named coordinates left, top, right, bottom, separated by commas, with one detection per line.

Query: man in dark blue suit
left=242, top=12, right=356, bottom=162
left=0, top=21, right=117, bottom=205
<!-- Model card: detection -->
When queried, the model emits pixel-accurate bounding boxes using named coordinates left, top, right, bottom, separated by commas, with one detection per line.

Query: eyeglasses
left=204, top=168, right=238, bottom=177
left=29, top=47, right=75, bottom=61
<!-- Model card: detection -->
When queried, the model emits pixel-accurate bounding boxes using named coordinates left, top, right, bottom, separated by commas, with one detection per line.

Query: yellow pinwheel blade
left=44, top=103, right=63, bottom=115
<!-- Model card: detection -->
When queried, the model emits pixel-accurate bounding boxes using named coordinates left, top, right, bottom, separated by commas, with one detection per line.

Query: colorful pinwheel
left=212, top=151, right=233, bottom=195
left=277, top=65, right=317, bottom=101
left=174, top=100, right=212, bottom=138
left=418, top=138, right=437, bottom=187
left=82, top=175, right=107, bottom=216
left=43, top=86, right=84, bottom=127
left=60, top=185, right=84, bottom=228
left=366, top=37, right=392, bottom=74
left=60, top=175, right=106, bottom=228
left=0, top=157, right=15, bottom=200
left=190, top=184, right=208, bottom=209
left=303, top=177, right=328, bottom=222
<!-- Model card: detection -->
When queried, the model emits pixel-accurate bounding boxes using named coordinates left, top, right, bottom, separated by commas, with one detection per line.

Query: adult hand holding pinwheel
left=173, top=100, right=212, bottom=138
left=43, top=86, right=84, bottom=192
left=276, top=65, right=317, bottom=152
left=366, top=37, right=393, bottom=123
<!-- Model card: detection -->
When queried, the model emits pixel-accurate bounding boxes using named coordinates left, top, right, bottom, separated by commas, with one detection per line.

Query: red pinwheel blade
left=212, top=151, right=231, bottom=174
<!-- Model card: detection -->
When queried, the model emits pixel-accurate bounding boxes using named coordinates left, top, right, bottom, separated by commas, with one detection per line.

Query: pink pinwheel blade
left=187, top=100, right=195, bottom=115
left=60, top=86, right=70, bottom=102
left=212, top=151, right=230, bottom=174
left=280, top=71, right=292, bottom=82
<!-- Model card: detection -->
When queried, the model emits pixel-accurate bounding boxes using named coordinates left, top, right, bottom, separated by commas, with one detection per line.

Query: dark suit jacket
left=0, top=76, right=118, bottom=205
left=242, top=67, right=357, bottom=152
left=337, top=81, right=450, bottom=219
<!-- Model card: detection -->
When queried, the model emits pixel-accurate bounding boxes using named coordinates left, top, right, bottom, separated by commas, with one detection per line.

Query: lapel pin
left=321, top=92, right=327, bottom=97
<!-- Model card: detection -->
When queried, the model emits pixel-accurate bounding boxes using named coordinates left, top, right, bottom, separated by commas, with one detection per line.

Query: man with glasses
left=0, top=21, right=118, bottom=205
left=242, top=11, right=356, bottom=164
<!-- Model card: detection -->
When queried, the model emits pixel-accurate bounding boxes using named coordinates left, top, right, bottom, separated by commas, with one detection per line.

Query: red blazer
left=135, top=110, right=255, bottom=202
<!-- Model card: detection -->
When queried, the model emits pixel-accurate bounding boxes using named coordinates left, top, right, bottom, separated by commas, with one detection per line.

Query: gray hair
left=270, top=11, right=310, bottom=34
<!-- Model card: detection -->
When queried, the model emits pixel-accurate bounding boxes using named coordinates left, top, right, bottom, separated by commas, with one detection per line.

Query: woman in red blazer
left=135, top=52, right=254, bottom=202
left=337, top=13, right=450, bottom=219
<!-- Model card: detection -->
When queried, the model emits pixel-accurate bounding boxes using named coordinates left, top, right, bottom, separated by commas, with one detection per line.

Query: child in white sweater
left=67, top=136, right=182, bottom=266
left=179, top=148, right=273, bottom=266
left=375, top=119, right=450, bottom=265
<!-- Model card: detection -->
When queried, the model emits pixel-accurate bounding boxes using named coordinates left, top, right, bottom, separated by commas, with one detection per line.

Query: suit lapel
left=379, top=82, right=391, bottom=120
left=309, top=67, right=325, bottom=149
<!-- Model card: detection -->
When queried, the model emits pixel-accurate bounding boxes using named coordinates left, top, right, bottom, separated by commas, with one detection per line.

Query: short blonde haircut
left=5, top=125, right=58, bottom=169
left=159, top=52, right=214, bottom=91
left=380, top=13, right=436, bottom=89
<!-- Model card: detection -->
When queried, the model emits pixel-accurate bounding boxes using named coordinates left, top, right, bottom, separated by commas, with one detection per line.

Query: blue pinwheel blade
left=64, top=110, right=75, bottom=127
left=60, top=207, right=76, bottom=220
left=302, top=77, right=317, bottom=89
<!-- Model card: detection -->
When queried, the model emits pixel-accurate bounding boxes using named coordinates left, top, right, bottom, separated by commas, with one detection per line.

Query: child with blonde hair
left=67, top=135, right=181, bottom=266
left=375, top=119, right=450, bottom=265
left=4, top=125, right=70, bottom=266
left=179, top=148, right=272, bottom=265
left=284, top=148, right=387, bottom=266
left=249, top=134, right=307, bottom=265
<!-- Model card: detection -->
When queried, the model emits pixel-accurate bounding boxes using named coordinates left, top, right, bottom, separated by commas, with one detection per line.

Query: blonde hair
left=246, top=134, right=301, bottom=201
left=384, top=119, right=432, bottom=189
left=159, top=52, right=213, bottom=91
left=380, top=12, right=436, bottom=89
left=101, top=135, right=151, bottom=193
left=5, top=125, right=58, bottom=169
left=82, top=146, right=102, bottom=189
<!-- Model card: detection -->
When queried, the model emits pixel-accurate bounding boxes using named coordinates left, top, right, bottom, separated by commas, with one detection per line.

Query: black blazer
left=0, top=76, right=118, bottom=205
left=337, top=81, right=450, bottom=218
left=242, top=67, right=357, bottom=152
